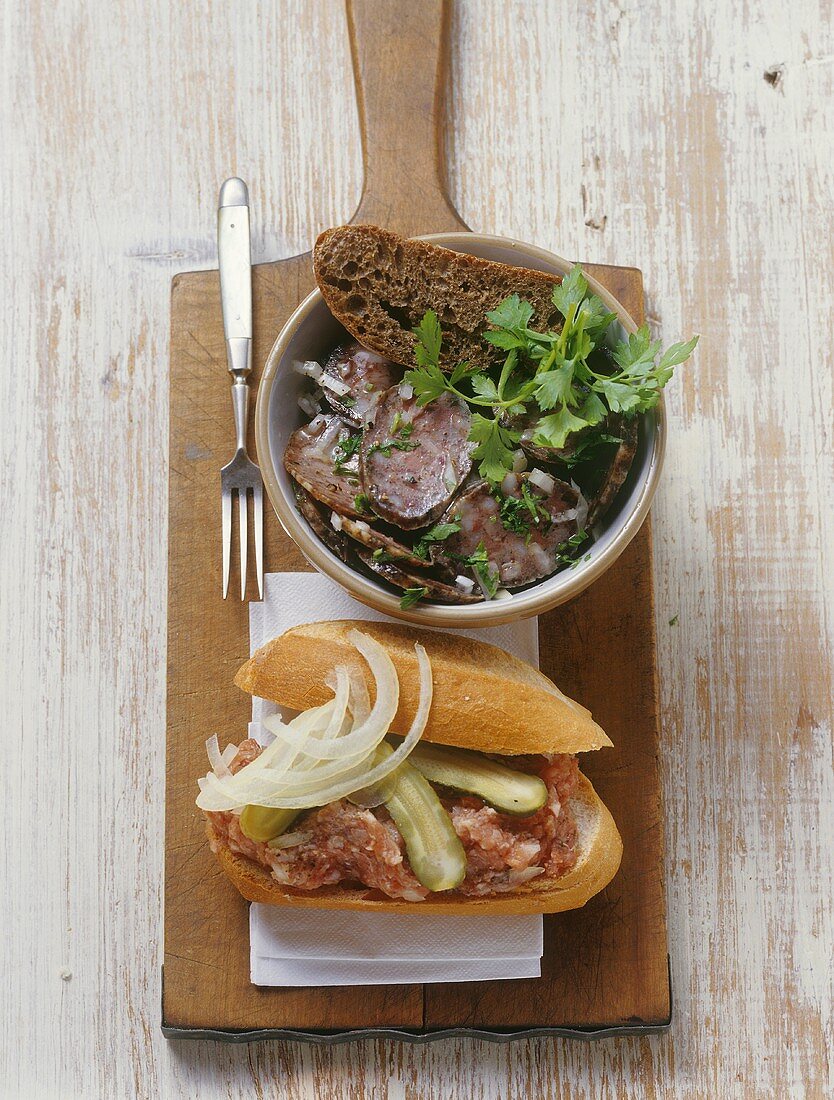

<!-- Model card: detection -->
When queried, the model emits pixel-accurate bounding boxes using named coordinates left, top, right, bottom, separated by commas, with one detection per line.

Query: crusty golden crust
left=233, top=620, right=612, bottom=756
left=206, top=773, right=622, bottom=915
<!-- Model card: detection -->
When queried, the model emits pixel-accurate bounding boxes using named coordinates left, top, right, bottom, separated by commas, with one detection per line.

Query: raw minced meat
left=206, top=739, right=579, bottom=901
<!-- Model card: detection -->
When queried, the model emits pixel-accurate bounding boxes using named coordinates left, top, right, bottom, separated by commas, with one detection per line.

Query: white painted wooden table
left=2, top=0, right=832, bottom=1096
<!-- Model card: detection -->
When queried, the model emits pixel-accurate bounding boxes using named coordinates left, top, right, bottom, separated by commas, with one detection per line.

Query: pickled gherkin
left=376, top=744, right=466, bottom=892
left=406, top=741, right=548, bottom=816
left=239, top=804, right=300, bottom=843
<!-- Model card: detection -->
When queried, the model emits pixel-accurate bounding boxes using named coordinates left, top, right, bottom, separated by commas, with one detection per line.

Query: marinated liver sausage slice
left=436, top=476, right=580, bottom=588
left=361, top=390, right=474, bottom=530
left=321, top=342, right=401, bottom=426
left=338, top=515, right=429, bottom=570
left=284, top=414, right=364, bottom=518
left=356, top=549, right=483, bottom=604
left=294, top=485, right=352, bottom=563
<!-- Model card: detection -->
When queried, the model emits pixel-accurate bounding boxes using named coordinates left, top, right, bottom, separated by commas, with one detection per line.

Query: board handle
left=346, top=0, right=469, bottom=235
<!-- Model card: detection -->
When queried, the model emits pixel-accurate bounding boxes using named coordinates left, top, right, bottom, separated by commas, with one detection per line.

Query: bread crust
left=207, top=773, right=622, bottom=915
left=313, top=225, right=564, bottom=370
left=234, top=620, right=612, bottom=756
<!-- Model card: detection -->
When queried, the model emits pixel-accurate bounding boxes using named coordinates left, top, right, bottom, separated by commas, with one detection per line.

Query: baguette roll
left=235, top=620, right=612, bottom=756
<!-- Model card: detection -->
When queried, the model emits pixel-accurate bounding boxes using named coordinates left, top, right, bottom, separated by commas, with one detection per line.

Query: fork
left=218, top=177, right=264, bottom=600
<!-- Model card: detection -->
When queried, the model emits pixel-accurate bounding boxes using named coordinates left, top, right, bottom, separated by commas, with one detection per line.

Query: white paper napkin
left=247, top=571, right=543, bottom=987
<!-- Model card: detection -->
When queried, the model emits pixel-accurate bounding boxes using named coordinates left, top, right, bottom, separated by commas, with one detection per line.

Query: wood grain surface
left=2, top=0, right=832, bottom=1096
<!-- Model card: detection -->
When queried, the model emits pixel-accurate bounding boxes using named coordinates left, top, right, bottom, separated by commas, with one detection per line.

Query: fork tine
left=253, top=482, right=264, bottom=600
left=238, top=487, right=248, bottom=600
left=221, top=488, right=232, bottom=599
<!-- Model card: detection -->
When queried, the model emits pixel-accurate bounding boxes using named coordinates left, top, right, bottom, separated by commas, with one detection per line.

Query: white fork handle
left=218, top=178, right=252, bottom=410
left=219, top=178, right=253, bottom=454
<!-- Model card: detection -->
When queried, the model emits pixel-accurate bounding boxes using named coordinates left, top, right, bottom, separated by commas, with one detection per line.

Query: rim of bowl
left=255, top=231, right=665, bottom=626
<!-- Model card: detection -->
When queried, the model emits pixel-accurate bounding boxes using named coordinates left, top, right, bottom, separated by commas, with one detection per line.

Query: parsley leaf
left=403, top=361, right=448, bottom=405
left=333, top=432, right=362, bottom=475
left=534, top=363, right=576, bottom=411
left=657, top=335, right=700, bottom=374
left=495, top=483, right=551, bottom=536
left=470, top=374, right=501, bottom=403
left=367, top=436, right=420, bottom=457
left=413, top=310, right=442, bottom=368
left=450, top=360, right=478, bottom=385
left=552, top=266, right=588, bottom=319
left=450, top=541, right=500, bottom=598
left=413, top=520, right=462, bottom=561
left=554, top=528, right=590, bottom=567
left=533, top=406, right=590, bottom=450
left=486, top=294, right=534, bottom=333
left=469, top=415, right=520, bottom=483
left=400, top=586, right=428, bottom=609
left=556, top=430, right=623, bottom=469
left=354, top=493, right=372, bottom=513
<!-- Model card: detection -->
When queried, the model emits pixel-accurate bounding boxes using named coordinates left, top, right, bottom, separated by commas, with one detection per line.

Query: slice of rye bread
left=313, top=224, right=565, bottom=371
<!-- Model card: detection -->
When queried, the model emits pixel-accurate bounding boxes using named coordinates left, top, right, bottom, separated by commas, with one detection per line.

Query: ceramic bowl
left=255, top=232, right=664, bottom=627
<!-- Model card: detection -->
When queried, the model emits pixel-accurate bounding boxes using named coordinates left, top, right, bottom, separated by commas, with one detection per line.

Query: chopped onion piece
left=511, top=449, right=528, bottom=473
left=507, top=866, right=545, bottom=885
left=443, top=458, right=458, bottom=493
left=330, top=512, right=343, bottom=532
left=321, top=373, right=351, bottom=397
left=221, top=743, right=238, bottom=766
left=292, top=359, right=323, bottom=381
left=206, top=734, right=232, bottom=779
left=501, top=471, right=519, bottom=496
left=398, top=382, right=414, bottom=399
left=297, top=393, right=321, bottom=418
left=529, top=468, right=555, bottom=495
left=572, top=481, right=590, bottom=531
left=455, top=575, right=475, bottom=594
left=493, top=588, right=513, bottom=601
left=267, top=830, right=313, bottom=850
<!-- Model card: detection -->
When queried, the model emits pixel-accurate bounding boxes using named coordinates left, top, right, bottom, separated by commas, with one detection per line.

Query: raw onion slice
left=196, top=640, right=431, bottom=811
left=286, top=632, right=398, bottom=761
left=327, top=663, right=371, bottom=727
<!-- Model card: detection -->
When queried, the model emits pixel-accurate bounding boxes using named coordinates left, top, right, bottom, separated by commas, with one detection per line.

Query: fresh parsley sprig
left=403, top=268, right=698, bottom=485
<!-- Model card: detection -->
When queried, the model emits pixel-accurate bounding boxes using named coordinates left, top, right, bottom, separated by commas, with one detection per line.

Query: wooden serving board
left=163, top=0, right=669, bottom=1039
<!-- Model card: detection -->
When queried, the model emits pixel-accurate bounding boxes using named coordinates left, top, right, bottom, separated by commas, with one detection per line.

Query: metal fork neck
left=226, top=336, right=252, bottom=453
left=230, top=375, right=250, bottom=454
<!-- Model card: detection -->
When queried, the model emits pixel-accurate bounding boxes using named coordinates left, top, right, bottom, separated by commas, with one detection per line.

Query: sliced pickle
left=377, top=744, right=466, bottom=892
left=239, top=805, right=300, bottom=843
left=407, top=742, right=548, bottom=816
